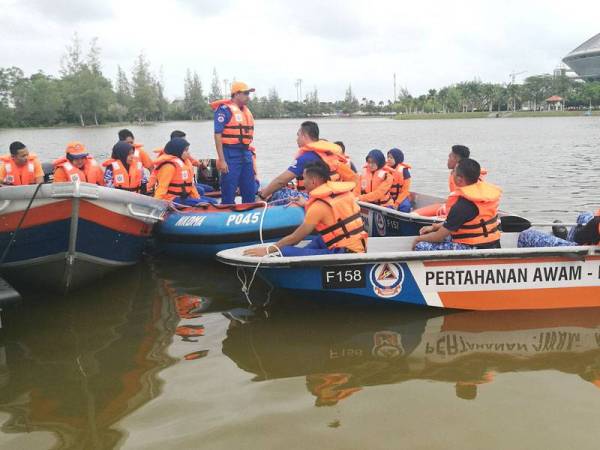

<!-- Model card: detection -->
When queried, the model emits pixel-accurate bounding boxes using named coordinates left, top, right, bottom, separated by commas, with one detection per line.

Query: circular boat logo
left=375, top=212, right=386, bottom=236
left=369, top=263, right=404, bottom=298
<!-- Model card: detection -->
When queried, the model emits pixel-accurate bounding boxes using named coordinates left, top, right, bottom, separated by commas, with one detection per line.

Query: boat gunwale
left=217, top=242, right=600, bottom=269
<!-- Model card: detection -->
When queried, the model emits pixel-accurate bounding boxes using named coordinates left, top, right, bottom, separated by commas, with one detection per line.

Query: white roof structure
left=562, top=33, right=600, bottom=80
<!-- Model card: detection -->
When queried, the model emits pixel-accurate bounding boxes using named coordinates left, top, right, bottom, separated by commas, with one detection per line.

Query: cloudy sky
left=1, top=0, right=599, bottom=102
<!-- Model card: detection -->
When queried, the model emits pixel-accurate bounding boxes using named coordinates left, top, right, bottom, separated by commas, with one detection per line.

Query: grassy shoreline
left=394, top=111, right=600, bottom=120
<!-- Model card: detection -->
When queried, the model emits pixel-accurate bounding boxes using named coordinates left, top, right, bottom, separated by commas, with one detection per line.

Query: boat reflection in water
left=222, top=301, right=600, bottom=405
left=0, top=264, right=181, bottom=449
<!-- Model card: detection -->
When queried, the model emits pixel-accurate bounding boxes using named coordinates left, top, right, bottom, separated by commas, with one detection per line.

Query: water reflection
left=222, top=303, right=600, bottom=405
left=0, top=265, right=180, bottom=449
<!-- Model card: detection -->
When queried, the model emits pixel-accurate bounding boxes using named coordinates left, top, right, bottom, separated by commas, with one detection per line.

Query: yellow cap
left=230, top=81, right=255, bottom=95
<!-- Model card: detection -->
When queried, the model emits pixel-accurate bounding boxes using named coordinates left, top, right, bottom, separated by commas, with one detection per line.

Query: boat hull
left=0, top=183, right=167, bottom=292
left=155, top=203, right=304, bottom=258
left=218, top=238, right=600, bottom=311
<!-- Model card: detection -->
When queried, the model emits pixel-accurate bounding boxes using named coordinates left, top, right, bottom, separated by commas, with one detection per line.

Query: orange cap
left=65, top=141, right=88, bottom=157
left=230, top=81, right=255, bottom=95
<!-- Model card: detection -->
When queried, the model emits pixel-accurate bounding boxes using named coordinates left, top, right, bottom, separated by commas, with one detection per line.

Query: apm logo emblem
left=375, top=212, right=386, bottom=236
left=369, top=263, right=404, bottom=298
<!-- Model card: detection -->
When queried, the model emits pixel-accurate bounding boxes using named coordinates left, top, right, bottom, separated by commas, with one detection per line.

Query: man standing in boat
left=413, top=158, right=502, bottom=251
left=212, top=81, right=256, bottom=205
left=245, top=160, right=367, bottom=257
left=257, top=121, right=358, bottom=203
left=0, top=141, right=44, bottom=185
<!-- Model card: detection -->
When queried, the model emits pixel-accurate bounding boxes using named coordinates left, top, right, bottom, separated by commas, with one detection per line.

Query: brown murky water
left=0, top=117, right=599, bottom=449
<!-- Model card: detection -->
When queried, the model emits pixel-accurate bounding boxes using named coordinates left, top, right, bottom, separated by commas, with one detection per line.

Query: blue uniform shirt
left=287, top=151, right=322, bottom=177
left=214, top=104, right=248, bottom=151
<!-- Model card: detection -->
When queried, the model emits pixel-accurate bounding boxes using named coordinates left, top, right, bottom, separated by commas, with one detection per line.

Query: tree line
left=1, top=36, right=600, bottom=128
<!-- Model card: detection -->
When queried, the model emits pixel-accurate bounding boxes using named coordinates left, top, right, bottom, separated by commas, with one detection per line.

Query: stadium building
left=562, top=32, right=600, bottom=81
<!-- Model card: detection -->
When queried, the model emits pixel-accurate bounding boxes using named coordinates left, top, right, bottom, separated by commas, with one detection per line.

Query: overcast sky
left=1, top=0, right=599, bottom=102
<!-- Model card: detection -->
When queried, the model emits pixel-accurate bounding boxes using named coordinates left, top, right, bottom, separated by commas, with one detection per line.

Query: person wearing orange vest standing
left=53, top=142, right=104, bottom=185
left=244, top=160, right=367, bottom=257
left=0, top=141, right=44, bottom=186
left=386, top=148, right=412, bottom=212
left=358, top=149, right=394, bottom=206
left=118, top=129, right=154, bottom=170
left=212, top=81, right=256, bottom=204
left=153, top=137, right=201, bottom=204
left=413, top=158, right=502, bottom=251
left=102, top=142, right=144, bottom=192
left=258, top=121, right=357, bottom=203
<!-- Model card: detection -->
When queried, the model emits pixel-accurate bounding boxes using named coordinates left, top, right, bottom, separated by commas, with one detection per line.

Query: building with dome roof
left=562, top=33, right=600, bottom=81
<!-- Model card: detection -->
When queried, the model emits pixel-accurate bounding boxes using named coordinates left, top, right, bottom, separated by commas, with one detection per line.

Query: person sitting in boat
left=53, top=142, right=104, bottom=185
left=257, top=121, right=357, bottom=203
left=386, top=148, right=412, bottom=212
left=102, top=142, right=146, bottom=193
left=118, top=129, right=153, bottom=170
left=414, top=144, right=488, bottom=217
left=151, top=139, right=217, bottom=205
left=334, top=141, right=358, bottom=173
left=0, top=141, right=44, bottom=186
left=152, top=137, right=201, bottom=204
left=150, top=130, right=209, bottom=195
left=358, top=149, right=394, bottom=206
left=244, top=160, right=367, bottom=257
left=413, top=158, right=502, bottom=251
left=517, top=210, right=600, bottom=248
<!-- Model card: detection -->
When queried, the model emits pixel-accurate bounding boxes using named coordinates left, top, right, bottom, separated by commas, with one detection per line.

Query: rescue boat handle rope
left=0, top=182, right=43, bottom=266
left=236, top=200, right=281, bottom=307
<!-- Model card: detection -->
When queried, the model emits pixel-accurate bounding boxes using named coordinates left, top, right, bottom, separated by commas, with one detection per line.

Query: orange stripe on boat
left=425, top=256, right=600, bottom=267
left=0, top=200, right=71, bottom=232
left=79, top=201, right=153, bottom=237
left=439, top=287, right=600, bottom=311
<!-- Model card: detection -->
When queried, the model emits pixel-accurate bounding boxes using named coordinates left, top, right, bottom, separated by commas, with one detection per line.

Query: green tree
left=342, top=84, right=359, bottom=114
left=184, top=69, right=209, bottom=120
left=115, top=66, right=132, bottom=110
left=13, top=72, right=63, bottom=126
left=209, top=68, right=222, bottom=102
left=0, top=66, right=23, bottom=126
left=131, top=53, right=158, bottom=122
left=61, top=35, right=114, bottom=126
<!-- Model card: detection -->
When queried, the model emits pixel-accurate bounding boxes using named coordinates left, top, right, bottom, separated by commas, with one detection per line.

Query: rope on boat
left=238, top=196, right=300, bottom=307
left=0, top=183, right=43, bottom=266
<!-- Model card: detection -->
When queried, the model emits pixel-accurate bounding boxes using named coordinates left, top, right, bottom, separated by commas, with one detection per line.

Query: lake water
left=0, top=117, right=599, bottom=449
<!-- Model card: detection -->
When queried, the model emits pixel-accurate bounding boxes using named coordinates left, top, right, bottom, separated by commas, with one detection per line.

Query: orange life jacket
left=153, top=147, right=200, bottom=167
left=305, top=181, right=367, bottom=252
left=389, top=162, right=411, bottom=202
left=295, top=141, right=348, bottom=191
left=53, top=156, right=102, bottom=184
left=446, top=180, right=502, bottom=246
left=211, top=99, right=254, bottom=146
left=153, top=154, right=194, bottom=198
left=360, top=165, right=394, bottom=206
left=449, top=167, right=488, bottom=192
left=102, top=158, right=143, bottom=191
left=0, top=154, right=39, bottom=185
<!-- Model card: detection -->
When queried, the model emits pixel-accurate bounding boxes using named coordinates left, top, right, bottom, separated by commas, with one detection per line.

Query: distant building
left=562, top=33, right=600, bottom=81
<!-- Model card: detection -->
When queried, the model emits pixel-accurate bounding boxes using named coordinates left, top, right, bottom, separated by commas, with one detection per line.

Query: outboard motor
left=41, top=162, right=54, bottom=183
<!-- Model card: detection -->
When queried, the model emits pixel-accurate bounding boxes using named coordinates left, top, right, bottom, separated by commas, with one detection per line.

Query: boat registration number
left=322, top=266, right=365, bottom=289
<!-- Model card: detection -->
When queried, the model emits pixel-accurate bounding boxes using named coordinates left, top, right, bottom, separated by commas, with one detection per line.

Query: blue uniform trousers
left=281, top=236, right=349, bottom=256
left=220, top=147, right=256, bottom=204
